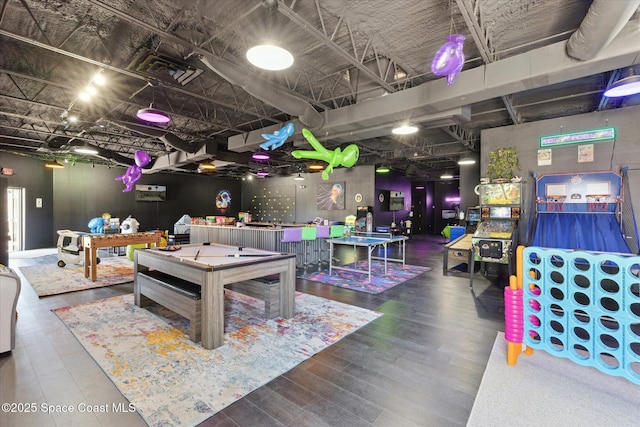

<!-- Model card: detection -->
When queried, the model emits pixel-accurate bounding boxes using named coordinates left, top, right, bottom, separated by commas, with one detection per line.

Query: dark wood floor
left=1, top=235, right=506, bottom=426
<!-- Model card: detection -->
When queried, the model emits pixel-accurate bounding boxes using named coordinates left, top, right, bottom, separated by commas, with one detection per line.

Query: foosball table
left=83, top=232, right=160, bottom=281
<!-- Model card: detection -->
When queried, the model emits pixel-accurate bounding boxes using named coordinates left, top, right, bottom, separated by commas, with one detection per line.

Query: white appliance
left=121, top=216, right=140, bottom=234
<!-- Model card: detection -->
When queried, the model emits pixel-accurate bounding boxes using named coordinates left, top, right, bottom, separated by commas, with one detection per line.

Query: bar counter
left=190, top=224, right=325, bottom=266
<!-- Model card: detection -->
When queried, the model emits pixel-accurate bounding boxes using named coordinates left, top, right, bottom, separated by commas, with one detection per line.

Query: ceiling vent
left=128, top=50, right=204, bottom=86
left=347, top=57, right=395, bottom=103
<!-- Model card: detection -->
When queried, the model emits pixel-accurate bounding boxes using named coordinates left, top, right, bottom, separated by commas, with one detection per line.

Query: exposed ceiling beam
left=277, top=2, right=397, bottom=94
left=0, top=29, right=277, bottom=130
left=456, top=0, right=520, bottom=124
left=230, top=19, right=640, bottom=154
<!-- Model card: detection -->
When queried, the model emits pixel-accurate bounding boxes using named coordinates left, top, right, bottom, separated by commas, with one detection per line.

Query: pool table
left=134, top=242, right=296, bottom=350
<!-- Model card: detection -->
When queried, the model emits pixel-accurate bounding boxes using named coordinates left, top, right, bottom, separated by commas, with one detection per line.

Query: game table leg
left=279, top=257, right=296, bottom=318
left=84, top=246, right=90, bottom=278
left=90, top=248, right=98, bottom=281
left=201, top=271, right=225, bottom=350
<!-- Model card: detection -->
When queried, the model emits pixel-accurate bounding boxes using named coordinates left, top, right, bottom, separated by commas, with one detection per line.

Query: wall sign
left=537, top=149, right=552, bottom=166
left=539, top=127, right=615, bottom=147
left=578, top=144, right=594, bottom=163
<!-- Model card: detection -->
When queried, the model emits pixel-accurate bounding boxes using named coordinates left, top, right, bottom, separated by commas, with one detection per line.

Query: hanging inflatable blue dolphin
left=259, top=122, right=295, bottom=151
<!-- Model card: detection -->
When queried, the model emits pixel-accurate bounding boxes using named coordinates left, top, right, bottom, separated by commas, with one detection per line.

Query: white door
left=7, top=187, right=24, bottom=252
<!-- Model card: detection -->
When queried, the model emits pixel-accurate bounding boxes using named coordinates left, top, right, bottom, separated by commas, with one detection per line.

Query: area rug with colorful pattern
left=53, top=291, right=382, bottom=426
left=298, top=260, right=431, bottom=294
left=19, top=256, right=134, bottom=297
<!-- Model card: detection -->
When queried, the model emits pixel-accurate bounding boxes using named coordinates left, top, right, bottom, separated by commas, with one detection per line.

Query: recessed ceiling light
left=392, top=124, right=418, bottom=135
left=246, top=44, right=294, bottom=71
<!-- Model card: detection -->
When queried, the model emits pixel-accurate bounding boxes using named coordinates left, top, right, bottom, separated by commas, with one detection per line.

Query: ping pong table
left=328, top=232, right=408, bottom=282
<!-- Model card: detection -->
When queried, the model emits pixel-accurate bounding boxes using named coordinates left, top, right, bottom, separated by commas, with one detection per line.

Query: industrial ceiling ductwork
left=0, top=0, right=639, bottom=179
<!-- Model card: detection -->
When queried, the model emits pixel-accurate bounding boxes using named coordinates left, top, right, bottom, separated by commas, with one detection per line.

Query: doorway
left=7, top=187, right=25, bottom=252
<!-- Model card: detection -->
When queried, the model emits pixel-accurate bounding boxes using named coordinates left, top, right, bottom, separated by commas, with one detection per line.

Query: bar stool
left=329, top=224, right=344, bottom=238
left=280, top=228, right=302, bottom=266
left=315, top=225, right=331, bottom=265
left=329, top=225, right=345, bottom=264
left=300, top=227, right=317, bottom=269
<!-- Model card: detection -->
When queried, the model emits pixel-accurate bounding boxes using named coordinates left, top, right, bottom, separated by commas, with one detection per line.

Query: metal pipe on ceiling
left=199, top=56, right=325, bottom=130
left=566, top=0, right=640, bottom=61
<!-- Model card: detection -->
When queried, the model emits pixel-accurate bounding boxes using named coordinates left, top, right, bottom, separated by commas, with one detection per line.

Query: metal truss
left=456, top=0, right=520, bottom=124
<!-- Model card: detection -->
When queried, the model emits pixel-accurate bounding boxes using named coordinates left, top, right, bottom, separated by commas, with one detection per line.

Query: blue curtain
left=531, top=213, right=631, bottom=253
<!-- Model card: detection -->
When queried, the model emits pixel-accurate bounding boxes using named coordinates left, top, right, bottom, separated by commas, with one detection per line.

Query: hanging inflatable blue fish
left=259, top=122, right=295, bottom=151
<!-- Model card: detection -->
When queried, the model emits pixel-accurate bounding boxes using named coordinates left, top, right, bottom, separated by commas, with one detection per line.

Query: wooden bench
left=227, top=275, right=281, bottom=318
left=136, top=270, right=202, bottom=342
left=135, top=271, right=282, bottom=343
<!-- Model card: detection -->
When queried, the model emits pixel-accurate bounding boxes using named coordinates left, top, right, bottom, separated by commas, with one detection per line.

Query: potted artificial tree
left=486, top=146, right=521, bottom=183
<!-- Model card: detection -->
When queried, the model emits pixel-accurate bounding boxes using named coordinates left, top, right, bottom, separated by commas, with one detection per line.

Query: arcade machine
left=443, top=206, right=480, bottom=276
left=530, top=171, right=630, bottom=252
left=465, top=206, right=481, bottom=234
left=356, top=206, right=373, bottom=233
left=471, top=182, right=522, bottom=281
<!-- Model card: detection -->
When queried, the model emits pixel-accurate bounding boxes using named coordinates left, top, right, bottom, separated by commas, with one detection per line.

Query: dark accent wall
left=433, top=180, right=461, bottom=234
left=0, top=152, right=55, bottom=251
left=52, top=163, right=241, bottom=242
left=0, top=153, right=241, bottom=249
left=374, top=171, right=412, bottom=228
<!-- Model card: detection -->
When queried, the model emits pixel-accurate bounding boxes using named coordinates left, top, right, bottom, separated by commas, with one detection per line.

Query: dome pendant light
left=45, top=160, right=64, bottom=169
left=74, top=144, right=99, bottom=155
left=392, top=124, right=418, bottom=135
left=440, top=171, right=454, bottom=179
left=137, top=83, right=171, bottom=124
left=604, top=75, right=640, bottom=97
left=136, top=106, right=171, bottom=124
left=458, top=156, right=476, bottom=165
left=246, top=43, right=294, bottom=71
